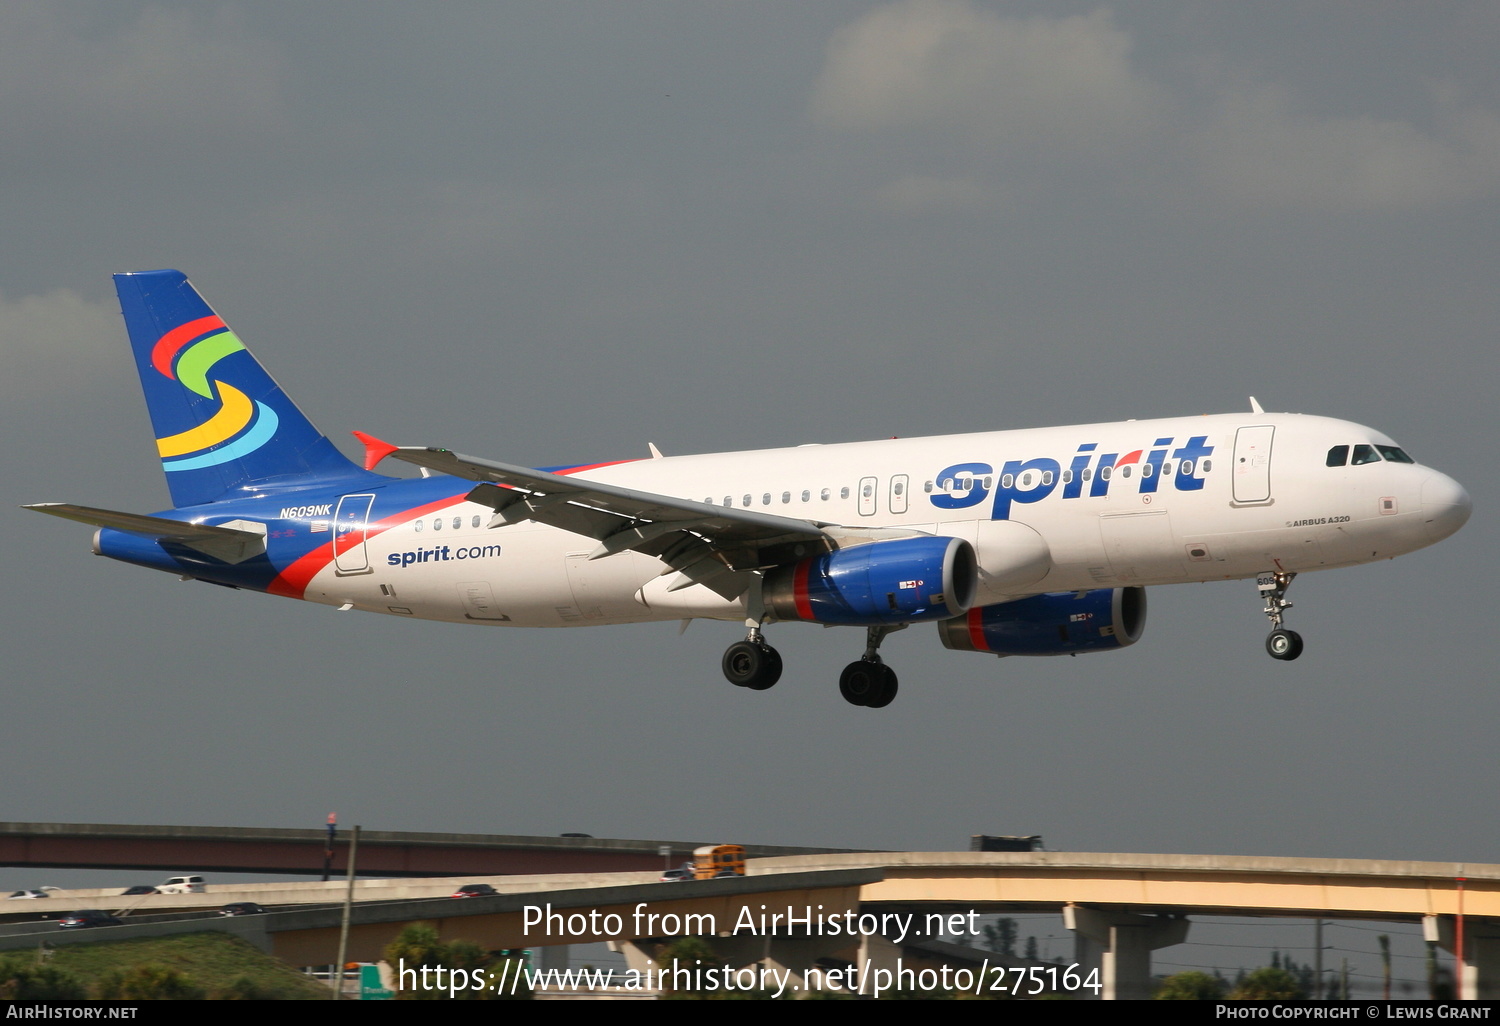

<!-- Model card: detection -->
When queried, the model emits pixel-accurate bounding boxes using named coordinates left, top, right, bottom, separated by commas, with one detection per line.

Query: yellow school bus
left=693, top=844, right=745, bottom=880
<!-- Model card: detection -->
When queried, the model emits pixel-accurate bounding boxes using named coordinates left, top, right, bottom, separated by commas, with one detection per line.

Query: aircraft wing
left=356, top=434, right=835, bottom=595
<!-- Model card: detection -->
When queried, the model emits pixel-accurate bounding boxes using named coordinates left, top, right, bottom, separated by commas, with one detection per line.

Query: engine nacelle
left=938, top=587, right=1146, bottom=656
left=764, top=536, right=977, bottom=626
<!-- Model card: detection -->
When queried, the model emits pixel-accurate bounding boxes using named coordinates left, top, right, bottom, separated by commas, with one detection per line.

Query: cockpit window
left=1377, top=445, right=1414, bottom=464
left=1326, top=445, right=1349, bottom=467
left=1351, top=444, right=1381, bottom=465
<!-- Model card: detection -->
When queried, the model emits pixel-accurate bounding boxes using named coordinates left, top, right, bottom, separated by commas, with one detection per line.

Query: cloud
left=809, top=1, right=1163, bottom=151
left=0, top=287, right=126, bottom=396
left=0, top=2, right=282, bottom=164
left=1190, top=83, right=1500, bottom=209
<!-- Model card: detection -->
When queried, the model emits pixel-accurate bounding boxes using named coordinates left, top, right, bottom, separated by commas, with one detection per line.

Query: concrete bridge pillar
left=1423, top=915, right=1500, bottom=1000
left=1064, top=904, right=1190, bottom=1000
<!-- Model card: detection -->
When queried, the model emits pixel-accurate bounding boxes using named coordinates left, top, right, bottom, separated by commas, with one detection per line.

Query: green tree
left=982, top=918, right=1017, bottom=956
left=1156, top=970, right=1225, bottom=1000
left=1229, top=966, right=1303, bottom=1000
left=384, top=922, right=532, bottom=1001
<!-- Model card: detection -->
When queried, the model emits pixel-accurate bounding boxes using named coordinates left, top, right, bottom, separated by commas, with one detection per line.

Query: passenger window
left=1351, top=444, right=1381, bottom=466
left=893, top=481, right=904, bottom=496
left=821, top=488, right=830, bottom=501
left=472, top=515, right=481, bottom=528
left=861, top=483, right=873, bottom=498
left=1021, top=472, right=1032, bottom=486
left=983, top=477, right=992, bottom=489
left=1326, top=445, right=1349, bottom=467
left=1162, top=463, right=1172, bottom=475
left=781, top=491, right=791, bottom=504
left=723, top=496, right=731, bottom=507
left=923, top=481, right=933, bottom=493
left=1120, top=466, right=1131, bottom=478
left=415, top=520, right=424, bottom=532
left=433, top=518, right=443, bottom=530
left=1202, top=459, right=1212, bottom=473
left=762, top=493, right=771, bottom=505
left=801, top=490, right=810, bottom=502
left=452, top=517, right=461, bottom=530
left=1180, top=460, right=1193, bottom=476
left=1001, top=474, right=1014, bottom=488
left=840, top=487, right=850, bottom=500
left=1100, top=466, right=1112, bottom=480
left=742, top=495, right=751, bottom=507
left=1062, top=470, right=1072, bottom=484
left=1082, top=469, right=1092, bottom=482
left=1142, top=463, right=1153, bottom=478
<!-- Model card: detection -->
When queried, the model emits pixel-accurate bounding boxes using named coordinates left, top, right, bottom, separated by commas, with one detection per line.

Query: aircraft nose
left=1421, top=470, right=1472, bottom=541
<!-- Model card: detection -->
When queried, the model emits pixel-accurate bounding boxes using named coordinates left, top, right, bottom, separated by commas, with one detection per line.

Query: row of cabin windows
left=931, top=459, right=1209, bottom=493
left=414, top=515, right=484, bottom=532
left=701, top=459, right=1214, bottom=509
left=405, top=458, right=1231, bottom=530
left=1326, top=444, right=1414, bottom=468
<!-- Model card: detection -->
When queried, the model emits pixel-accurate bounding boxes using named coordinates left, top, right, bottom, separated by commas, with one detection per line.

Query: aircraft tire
left=744, top=645, right=782, bottom=691
left=1265, top=629, right=1304, bottom=661
left=864, top=665, right=899, bottom=709
left=722, top=641, right=781, bottom=689
left=839, top=660, right=889, bottom=707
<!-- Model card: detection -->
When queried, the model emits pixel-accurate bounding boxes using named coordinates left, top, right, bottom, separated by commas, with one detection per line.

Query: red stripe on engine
left=966, top=607, right=989, bottom=652
left=793, top=559, right=815, bottom=621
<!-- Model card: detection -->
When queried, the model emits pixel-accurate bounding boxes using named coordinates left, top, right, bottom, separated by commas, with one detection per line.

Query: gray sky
left=5, top=2, right=1497, bottom=868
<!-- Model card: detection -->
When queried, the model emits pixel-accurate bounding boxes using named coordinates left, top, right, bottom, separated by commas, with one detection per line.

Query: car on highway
left=156, top=875, right=205, bottom=894
left=451, top=884, right=497, bottom=898
left=218, top=902, right=266, bottom=916
left=57, top=910, right=122, bottom=929
left=119, top=885, right=157, bottom=896
left=7, top=890, right=53, bottom=900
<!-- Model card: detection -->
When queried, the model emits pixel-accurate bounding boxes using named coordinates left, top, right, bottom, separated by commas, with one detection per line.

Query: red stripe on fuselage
left=150, top=315, right=226, bottom=379
left=268, top=494, right=468, bottom=598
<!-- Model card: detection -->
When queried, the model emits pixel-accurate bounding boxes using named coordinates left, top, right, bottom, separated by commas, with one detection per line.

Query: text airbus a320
left=27, top=271, right=1471, bottom=709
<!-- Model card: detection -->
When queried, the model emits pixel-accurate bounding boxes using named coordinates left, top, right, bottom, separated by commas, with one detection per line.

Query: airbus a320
left=27, top=271, right=1471, bottom=709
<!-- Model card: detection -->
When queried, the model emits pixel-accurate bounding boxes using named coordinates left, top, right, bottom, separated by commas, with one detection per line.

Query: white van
left=156, top=875, right=205, bottom=894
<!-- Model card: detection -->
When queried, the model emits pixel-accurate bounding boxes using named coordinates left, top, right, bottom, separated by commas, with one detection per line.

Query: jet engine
left=937, top=587, right=1146, bottom=656
left=764, top=536, right=977, bottom=626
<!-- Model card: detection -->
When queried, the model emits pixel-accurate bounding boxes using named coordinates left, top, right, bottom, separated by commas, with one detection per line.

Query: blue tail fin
left=115, top=270, right=375, bottom=508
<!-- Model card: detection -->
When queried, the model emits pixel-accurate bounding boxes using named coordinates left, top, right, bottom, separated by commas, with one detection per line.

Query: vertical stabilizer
left=114, top=270, right=373, bottom=508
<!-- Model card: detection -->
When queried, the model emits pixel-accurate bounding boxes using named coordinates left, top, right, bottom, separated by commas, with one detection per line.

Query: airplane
left=26, top=270, right=1471, bottom=709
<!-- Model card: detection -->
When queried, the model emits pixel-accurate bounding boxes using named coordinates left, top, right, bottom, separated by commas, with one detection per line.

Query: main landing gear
left=838, top=626, right=903, bottom=709
left=721, top=627, right=782, bottom=691
left=719, top=624, right=905, bottom=708
left=1258, top=571, right=1304, bottom=661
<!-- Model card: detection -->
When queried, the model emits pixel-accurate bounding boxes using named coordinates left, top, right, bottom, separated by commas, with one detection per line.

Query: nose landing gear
left=1258, top=571, right=1303, bottom=661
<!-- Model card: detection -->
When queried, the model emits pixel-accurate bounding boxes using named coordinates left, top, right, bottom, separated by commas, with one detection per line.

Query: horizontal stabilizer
left=24, top=503, right=267, bottom=564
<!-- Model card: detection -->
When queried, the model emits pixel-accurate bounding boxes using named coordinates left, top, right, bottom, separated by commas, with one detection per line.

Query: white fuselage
left=298, top=411, right=1470, bottom=629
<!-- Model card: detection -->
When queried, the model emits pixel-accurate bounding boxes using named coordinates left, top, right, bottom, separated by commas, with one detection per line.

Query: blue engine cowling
left=937, top=587, right=1146, bottom=656
left=764, top=536, right=977, bottom=626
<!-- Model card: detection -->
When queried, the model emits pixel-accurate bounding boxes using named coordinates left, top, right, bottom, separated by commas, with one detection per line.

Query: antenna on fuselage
left=1248, top=396, right=1264, bottom=414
